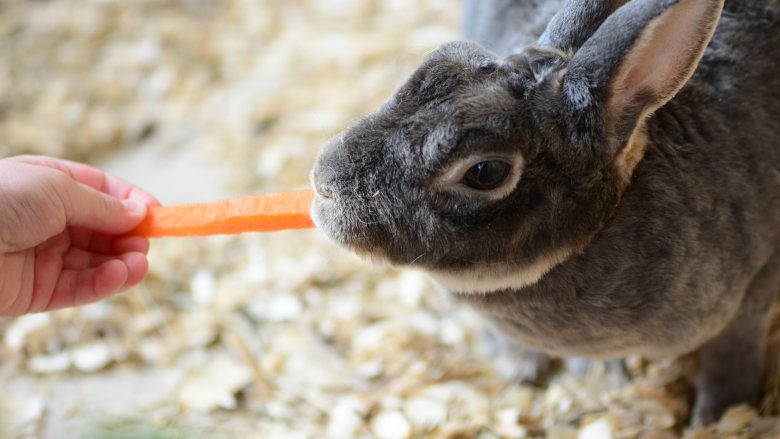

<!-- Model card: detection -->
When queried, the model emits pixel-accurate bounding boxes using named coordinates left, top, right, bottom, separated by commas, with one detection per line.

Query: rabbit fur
left=311, top=0, right=780, bottom=425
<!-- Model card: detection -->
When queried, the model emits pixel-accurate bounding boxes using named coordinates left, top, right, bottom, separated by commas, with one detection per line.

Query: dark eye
left=462, top=160, right=512, bottom=190
left=478, top=61, right=497, bottom=74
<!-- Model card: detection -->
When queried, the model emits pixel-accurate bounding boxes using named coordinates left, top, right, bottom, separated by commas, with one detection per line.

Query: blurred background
left=0, top=1, right=778, bottom=438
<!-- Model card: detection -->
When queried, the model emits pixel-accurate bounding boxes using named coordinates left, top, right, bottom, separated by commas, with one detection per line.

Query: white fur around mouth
left=426, top=246, right=576, bottom=294
left=311, top=198, right=394, bottom=266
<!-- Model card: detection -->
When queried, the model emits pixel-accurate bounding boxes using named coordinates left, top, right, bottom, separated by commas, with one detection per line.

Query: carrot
left=130, top=189, right=316, bottom=238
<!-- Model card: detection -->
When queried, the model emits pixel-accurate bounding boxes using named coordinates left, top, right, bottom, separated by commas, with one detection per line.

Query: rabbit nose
left=311, top=162, right=337, bottom=199
left=316, top=182, right=335, bottom=199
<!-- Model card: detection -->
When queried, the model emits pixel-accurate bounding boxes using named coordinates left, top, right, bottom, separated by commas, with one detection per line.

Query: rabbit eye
left=478, top=61, right=497, bottom=74
left=462, top=160, right=511, bottom=190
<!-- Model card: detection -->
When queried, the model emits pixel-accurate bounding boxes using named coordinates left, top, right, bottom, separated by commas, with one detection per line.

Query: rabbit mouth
left=309, top=192, right=339, bottom=241
left=310, top=192, right=395, bottom=265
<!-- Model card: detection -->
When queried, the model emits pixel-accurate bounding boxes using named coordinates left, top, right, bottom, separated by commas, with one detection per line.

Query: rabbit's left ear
left=564, top=0, right=724, bottom=152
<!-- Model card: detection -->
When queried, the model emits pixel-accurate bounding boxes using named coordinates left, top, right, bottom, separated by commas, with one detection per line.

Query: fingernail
left=122, top=199, right=145, bottom=215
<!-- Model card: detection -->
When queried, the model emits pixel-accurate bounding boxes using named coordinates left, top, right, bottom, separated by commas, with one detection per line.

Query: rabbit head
left=311, top=0, right=724, bottom=293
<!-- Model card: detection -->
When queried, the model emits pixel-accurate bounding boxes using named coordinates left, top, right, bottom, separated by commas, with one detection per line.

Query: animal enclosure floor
left=1, top=1, right=779, bottom=438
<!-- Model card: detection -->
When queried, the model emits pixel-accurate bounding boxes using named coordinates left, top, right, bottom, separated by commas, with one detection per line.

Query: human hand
left=0, top=155, right=159, bottom=317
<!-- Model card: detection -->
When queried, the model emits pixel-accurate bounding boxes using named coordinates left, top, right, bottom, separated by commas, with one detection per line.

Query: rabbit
left=462, top=0, right=564, bottom=56
left=310, top=0, right=780, bottom=425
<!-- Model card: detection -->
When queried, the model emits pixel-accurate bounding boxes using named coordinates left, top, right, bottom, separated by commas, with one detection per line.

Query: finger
left=66, top=233, right=149, bottom=268
left=11, top=234, right=70, bottom=315
left=68, top=226, right=93, bottom=249
left=0, top=250, right=36, bottom=316
left=56, top=176, right=148, bottom=234
left=47, top=260, right=129, bottom=310
left=26, top=245, right=65, bottom=314
left=62, top=247, right=113, bottom=270
left=45, top=252, right=149, bottom=311
left=14, top=156, right=161, bottom=206
left=120, top=251, right=149, bottom=290
left=84, top=231, right=115, bottom=255
left=75, top=232, right=148, bottom=257
left=62, top=244, right=148, bottom=271
left=112, top=236, right=150, bottom=255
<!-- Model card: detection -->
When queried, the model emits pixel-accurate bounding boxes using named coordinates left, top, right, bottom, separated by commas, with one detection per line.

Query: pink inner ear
left=609, top=0, right=722, bottom=120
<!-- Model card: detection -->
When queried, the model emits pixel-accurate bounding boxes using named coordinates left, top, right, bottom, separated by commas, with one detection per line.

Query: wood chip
left=1, top=0, right=779, bottom=437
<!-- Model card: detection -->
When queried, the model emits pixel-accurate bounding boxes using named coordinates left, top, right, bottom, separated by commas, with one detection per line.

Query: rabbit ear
left=537, top=0, right=628, bottom=53
left=564, top=0, right=724, bottom=150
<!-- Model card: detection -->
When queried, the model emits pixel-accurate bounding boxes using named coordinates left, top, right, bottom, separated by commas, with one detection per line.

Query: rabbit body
left=460, top=0, right=780, bottom=358
left=312, top=0, right=780, bottom=424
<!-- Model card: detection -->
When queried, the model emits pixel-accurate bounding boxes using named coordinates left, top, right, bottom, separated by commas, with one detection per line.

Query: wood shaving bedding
left=1, top=1, right=779, bottom=437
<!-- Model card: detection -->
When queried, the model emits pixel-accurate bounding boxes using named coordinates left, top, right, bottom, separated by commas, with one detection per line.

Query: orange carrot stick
left=130, top=189, right=316, bottom=238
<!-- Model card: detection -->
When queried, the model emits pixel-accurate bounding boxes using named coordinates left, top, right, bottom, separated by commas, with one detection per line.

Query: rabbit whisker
left=410, top=253, right=427, bottom=264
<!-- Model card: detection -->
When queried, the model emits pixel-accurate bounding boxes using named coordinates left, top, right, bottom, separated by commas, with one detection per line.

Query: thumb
left=59, top=180, right=148, bottom=234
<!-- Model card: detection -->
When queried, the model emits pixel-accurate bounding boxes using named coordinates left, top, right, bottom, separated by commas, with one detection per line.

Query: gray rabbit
left=311, top=0, right=780, bottom=425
